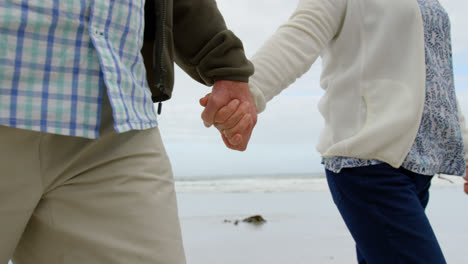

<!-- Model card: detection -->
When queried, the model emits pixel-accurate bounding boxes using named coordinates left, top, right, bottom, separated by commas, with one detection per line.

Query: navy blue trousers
left=326, top=163, right=446, bottom=264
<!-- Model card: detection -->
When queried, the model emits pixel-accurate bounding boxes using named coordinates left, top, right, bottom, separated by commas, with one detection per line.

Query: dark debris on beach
left=224, top=215, right=267, bottom=226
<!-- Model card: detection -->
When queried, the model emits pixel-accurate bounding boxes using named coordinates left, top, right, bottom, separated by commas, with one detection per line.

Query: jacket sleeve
left=173, top=0, right=254, bottom=85
left=248, top=0, right=347, bottom=112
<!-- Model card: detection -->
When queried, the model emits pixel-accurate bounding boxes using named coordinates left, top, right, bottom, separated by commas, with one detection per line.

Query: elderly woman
left=201, top=0, right=468, bottom=263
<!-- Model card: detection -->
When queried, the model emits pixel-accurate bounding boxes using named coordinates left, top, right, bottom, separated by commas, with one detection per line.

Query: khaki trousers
left=0, top=95, right=186, bottom=264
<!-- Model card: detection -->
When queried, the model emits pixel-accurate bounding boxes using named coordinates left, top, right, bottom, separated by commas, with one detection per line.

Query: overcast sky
left=157, top=0, right=468, bottom=178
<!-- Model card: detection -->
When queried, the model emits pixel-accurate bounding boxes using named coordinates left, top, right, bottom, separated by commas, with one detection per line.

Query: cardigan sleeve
left=249, top=0, right=347, bottom=112
left=457, top=100, right=468, bottom=164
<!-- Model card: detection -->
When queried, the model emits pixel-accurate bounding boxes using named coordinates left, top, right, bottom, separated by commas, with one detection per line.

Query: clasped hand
left=200, top=80, right=257, bottom=151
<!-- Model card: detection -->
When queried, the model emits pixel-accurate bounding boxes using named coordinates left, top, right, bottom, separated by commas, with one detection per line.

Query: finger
left=214, top=122, right=244, bottom=146
left=221, top=133, right=246, bottom=151
left=465, top=182, right=468, bottom=195
left=201, top=95, right=225, bottom=127
left=221, top=133, right=233, bottom=148
left=224, top=114, right=253, bottom=140
left=214, top=99, right=240, bottom=124
left=214, top=123, right=244, bottom=147
left=238, top=123, right=254, bottom=151
left=215, top=101, right=251, bottom=131
left=221, top=133, right=238, bottom=150
left=199, top=93, right=211, bottom=107
left=228, top=133, right=243, bottom=146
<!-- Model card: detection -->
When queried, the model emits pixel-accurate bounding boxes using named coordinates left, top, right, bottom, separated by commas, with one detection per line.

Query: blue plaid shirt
left=0, top=0, right=157, bottom=139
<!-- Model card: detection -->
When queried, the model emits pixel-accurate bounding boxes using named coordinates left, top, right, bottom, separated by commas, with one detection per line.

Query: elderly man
left=0, top=0, right=257, bottom=263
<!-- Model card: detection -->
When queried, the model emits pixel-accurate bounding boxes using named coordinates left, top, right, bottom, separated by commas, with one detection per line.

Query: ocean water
left=174, top=172, right=464, bottom=193
left=175, top=172, right=328, bottom=193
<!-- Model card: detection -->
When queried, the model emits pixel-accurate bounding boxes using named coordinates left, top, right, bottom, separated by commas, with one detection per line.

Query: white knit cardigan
left=249, top=0, right=468, bottom=166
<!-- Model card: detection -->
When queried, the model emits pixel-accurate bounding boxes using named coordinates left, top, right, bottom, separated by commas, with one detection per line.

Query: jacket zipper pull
left=157, top=102, right=163, bottom=115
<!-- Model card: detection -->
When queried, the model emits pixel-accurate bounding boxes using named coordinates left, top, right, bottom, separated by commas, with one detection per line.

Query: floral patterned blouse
left=323, top=0, right=466, bottom=176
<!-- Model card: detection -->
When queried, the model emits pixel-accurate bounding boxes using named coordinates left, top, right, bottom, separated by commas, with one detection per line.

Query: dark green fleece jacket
left=142, top=0, right=254, bottom=103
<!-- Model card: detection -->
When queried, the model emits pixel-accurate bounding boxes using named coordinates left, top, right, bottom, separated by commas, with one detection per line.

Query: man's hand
left=200, top=80, right=257, bottom=151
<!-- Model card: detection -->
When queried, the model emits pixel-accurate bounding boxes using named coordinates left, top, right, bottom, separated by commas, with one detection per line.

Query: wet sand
left=177, top=179, right=468, bottom=264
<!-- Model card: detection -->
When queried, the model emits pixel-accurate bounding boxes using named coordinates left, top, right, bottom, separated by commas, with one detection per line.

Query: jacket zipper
left=154, top=0, right=166, bottom=114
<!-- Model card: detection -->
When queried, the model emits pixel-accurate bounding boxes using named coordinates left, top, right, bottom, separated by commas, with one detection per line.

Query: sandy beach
left=7, top=176, right=468, bottom=264
left=177, top=176, right=468, bottom=264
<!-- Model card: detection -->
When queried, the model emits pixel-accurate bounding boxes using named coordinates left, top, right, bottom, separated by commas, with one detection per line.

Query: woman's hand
left=464, top=167, right=468, bottom=195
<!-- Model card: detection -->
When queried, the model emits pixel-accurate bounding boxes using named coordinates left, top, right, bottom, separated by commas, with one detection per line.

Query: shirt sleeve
left=249, top=0, right=347, bottom=112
